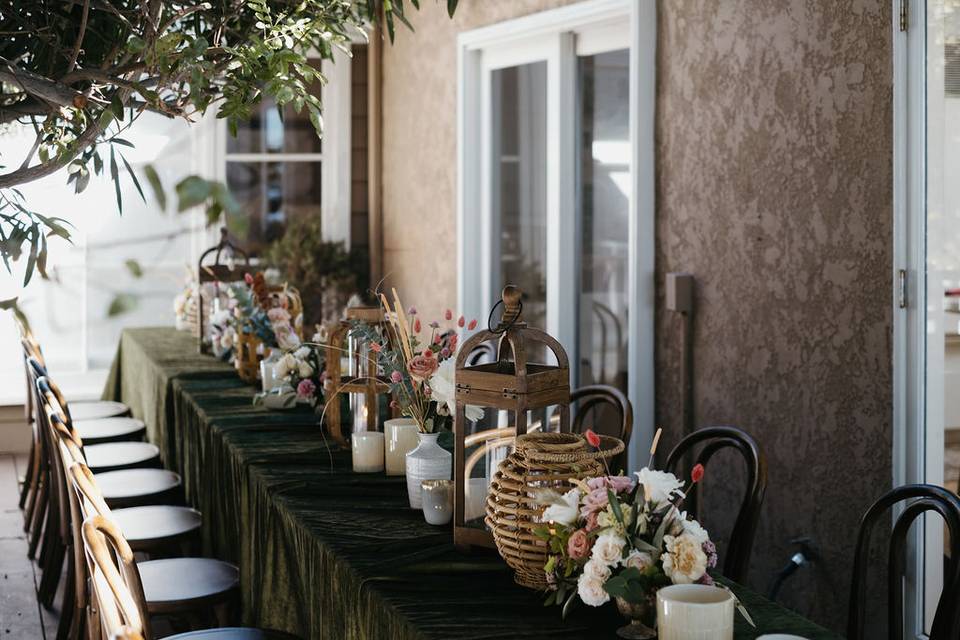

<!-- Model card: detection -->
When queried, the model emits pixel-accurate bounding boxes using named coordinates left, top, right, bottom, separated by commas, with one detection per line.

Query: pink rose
left=407, top=353, right=439, bottom=382
left=390, top=370, right=403, bottom=383
left=581, top=488, right=609, bottom=515
left=585, top=510, right=600, bottom=532
left=445, top=309, right=453, bottom=321
left=296, top=379, right=316, bottom=400
left=567, top=529, right=591, bottom=560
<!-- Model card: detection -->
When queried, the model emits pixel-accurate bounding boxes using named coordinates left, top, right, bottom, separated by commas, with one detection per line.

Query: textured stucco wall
left=654, top=0, right=892, bottom=630
left=380, top=0, right=893, bottom=632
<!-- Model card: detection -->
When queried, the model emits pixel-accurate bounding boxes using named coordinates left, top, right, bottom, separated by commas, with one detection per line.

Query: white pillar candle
left=384, top=418, right=419, bottom=476
left=351, top=431, right=384, bottom=473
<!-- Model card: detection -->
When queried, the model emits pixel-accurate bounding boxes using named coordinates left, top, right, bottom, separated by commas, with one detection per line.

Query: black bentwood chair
left=847, top=484, right=960, bottom=640
left=664, top=426, right=767, bottom=584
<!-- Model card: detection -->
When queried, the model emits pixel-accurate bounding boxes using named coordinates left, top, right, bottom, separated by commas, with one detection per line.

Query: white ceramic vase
left=405, top=432, right=452, bottom=509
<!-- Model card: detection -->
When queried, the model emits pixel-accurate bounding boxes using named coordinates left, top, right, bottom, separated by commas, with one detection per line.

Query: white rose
left=679, top=512, right=710, bottom=544
left=294, top=346, right=311, bottom=359
left=540, top=488, right=580, bottom=526
left=591, top=532, right=626, bottom=567
left=634, top=467, right=684, bottom=505
left=622, top=550, right=654, bottom=572
left=428, top=359, right=484, bottom=422
left=577, top=559, right=611, bottom=607
left=297, top=360, right=314, bottom=378
left=662, top=533, right=708, bottom=584
left=276, top=353, right=297, bottom=379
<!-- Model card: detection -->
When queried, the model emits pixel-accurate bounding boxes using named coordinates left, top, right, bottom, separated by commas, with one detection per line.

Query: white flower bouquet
left=535, top=432, right=715, bottom=623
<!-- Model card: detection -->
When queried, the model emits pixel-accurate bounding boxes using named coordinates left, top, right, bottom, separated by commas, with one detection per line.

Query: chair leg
left=27, top=480, right=47, bottom=559
left=56, top=558, right=75, bottom=640
left=18, top=438, right=36, bottom=510
left=23, top=470, right=40, bottom=533
left=38, top=534, right=64, bottom=609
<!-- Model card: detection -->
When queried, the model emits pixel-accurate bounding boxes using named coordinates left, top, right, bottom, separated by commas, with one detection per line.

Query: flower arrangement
left=273, top=327, right=328, bottom=407
left=350, top=290, right=481, bottom=433
left=535, top=429, right=715, bottom=621
left=209, top=272, right=301, bottom=363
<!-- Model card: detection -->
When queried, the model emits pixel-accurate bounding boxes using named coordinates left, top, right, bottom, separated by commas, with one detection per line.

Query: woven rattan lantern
left=197, top=228, right=250, bottom=354
left=453, top=285, right=571, bottom=550
left=323, top=306, right=395, bottom=447
left=488, top=432, right=623, bottom=589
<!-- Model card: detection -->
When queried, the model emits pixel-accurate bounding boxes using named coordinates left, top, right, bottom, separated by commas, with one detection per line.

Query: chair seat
left=69, top=400, right=129, bottom=421
left=164, top=629, right=300, bottom=640
left=139, top=558, right=239, bottom=612
left=74, top=417, right=146, bottom=444
left=112, top=505, right=201, bottom=548
left=94, top=468, right=181, bottom=507
left=83, top=442, right=160, bottom=473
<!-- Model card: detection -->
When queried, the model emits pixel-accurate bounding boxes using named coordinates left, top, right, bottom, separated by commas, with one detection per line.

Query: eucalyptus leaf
left=107, top=293, right=138, bottom=317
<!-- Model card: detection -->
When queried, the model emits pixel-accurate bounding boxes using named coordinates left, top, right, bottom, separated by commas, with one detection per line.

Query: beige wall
left=381, top=0, right=892, bottom=633
left=380, top=0, right=579, bottom=321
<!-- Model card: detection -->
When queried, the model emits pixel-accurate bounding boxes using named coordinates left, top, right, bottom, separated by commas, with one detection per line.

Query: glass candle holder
left=421, top=479, right=453, bottom=525
left=351, top=431, right=384, bottom=473
left=384, top=418, right=419, bottom=476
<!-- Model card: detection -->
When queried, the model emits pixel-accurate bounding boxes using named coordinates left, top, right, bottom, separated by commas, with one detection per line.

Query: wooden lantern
left=453, top=285, right=571, bottom=550
left=197, top=227, right=250, bottom=354
left=323, top=306, right=396, bottom=447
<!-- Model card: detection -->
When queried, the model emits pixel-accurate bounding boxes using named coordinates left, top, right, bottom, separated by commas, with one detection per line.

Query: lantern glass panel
left=348, top=331, right=371, bottom=433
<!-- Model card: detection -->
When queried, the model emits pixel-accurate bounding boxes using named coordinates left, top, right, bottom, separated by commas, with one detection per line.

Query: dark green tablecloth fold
left=104, top=327, right=843, bottom=640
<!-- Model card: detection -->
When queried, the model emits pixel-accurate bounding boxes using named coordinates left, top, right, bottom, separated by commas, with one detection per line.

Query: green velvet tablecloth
left=103, top=327, right=843, bottom=640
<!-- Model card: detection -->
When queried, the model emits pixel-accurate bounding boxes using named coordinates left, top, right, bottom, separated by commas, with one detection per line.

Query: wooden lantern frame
left=197, top=228, right=250, bottom=354
left=323, top=306, right=397, bottom=447
left=453, top=285, right=571, bottom=550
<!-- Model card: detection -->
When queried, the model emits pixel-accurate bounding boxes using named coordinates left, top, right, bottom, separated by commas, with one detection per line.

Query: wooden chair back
left=664, top=426, right=767, bottom=584
left=81, top=515, right=151, bottom=640
left=847, top=484, right=960, bottom=640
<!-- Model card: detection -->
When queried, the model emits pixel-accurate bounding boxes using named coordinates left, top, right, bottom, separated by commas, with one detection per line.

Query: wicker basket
left=485, top=432, right=624, bottom=590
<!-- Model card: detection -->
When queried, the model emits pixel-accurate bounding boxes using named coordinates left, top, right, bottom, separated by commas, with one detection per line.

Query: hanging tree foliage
left=0, top=0, right=457, bottom=289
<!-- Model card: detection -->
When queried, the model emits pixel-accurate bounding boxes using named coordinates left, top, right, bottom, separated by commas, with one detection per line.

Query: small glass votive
left=384, top=418, right=419, bottom=476
left=351, top=431, right=385, bottom=473
left=420, top=479, right=453, bottom=525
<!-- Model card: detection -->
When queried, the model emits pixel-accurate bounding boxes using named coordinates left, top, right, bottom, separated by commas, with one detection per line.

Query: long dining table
left=103, top=327, right=843, bottom=640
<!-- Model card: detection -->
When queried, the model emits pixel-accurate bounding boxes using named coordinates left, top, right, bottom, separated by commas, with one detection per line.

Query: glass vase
left=615, top=595, right=657, bottom=640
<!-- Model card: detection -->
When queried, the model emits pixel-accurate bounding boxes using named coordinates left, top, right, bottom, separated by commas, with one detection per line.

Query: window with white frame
left=457, top=0, right=656, bottom=469
left=218, top=46, right=361, bottom=254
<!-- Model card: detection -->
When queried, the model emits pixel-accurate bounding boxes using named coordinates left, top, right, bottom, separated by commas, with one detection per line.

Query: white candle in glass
left=351, top=431, right=384, bottom=473
left=384, top=418, right=419, bottom=476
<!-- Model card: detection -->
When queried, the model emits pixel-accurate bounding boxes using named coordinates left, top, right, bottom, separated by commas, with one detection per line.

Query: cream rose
left=591, top=532, right=626, bottom=567
left=662, top=533, right=709, bottom=584
left=679, top=512, right=710, bottom=544
left=297, top=360, right=314, bottom=378
left=635, top=467, right=684, bottom=504
left=577, top=559, right=611, bottom=607
left=622, top=549, right=654, bottom=572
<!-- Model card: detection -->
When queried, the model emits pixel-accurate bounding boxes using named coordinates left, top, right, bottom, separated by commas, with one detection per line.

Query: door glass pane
left=926, top=0, right=960, bottom=631
left=492, top=62, right=548, bottom=339
left=225, top=161, right=322, bottom=254
left=577, top=49, right=630, bottom=398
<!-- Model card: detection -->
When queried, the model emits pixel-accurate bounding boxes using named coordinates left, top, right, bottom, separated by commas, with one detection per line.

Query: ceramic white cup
left=420, top=479, right=453, bottom=525
left=657, top=584, right=734, bottom=640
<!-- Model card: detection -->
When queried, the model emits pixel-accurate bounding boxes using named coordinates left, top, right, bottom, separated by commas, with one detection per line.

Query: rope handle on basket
left=518, top=434, right=624, bottom=464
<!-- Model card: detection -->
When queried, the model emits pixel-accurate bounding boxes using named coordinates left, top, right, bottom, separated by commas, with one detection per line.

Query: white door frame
left=893, top=0, right=948, bottom=637
left=456, top=0, right=656, bottom=470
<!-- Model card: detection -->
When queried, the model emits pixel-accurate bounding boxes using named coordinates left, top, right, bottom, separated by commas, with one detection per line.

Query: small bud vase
left=615, top=595, right=657, bottom=639
left=405, top=432, right=451, bottom=509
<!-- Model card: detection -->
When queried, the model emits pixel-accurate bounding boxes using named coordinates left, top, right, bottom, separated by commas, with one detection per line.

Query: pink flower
left=567, top=529, right=591, bottom=560
left=581, top=488, right=609, bottom=515
left=407, top=306, right=417, bottom=315
left=243, top=273, right=254, bottom=285
left=448, top=334, right=458, bottom=352
left=370, top=342, right=382, bottom=353
left=691, top=463, right=705, bottom=484
left=457, top=315, right=465, bottom=328
left=296, top=379, right=316, bottom=400
left=430, top=320, right=440, bottom=329
left=467, top=319, right=478, bottom=330
left=586, top=475, right=634, bottom=494
left=585, top=429, right=601, bottom=448
left=445, top=309, right=453, bottom=321
left=440, top=347, right=451, bottom=359
left=407, top=353, right=439, bottom=382
left=414, top=318, right=422, bottom=333
left=390, top=400, right=400, bottom=410
left=585, top=510, right=600, bottom=532
left=433, top=334, right=442, bottom=344
left=390, top=370, right=402, bottom=383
